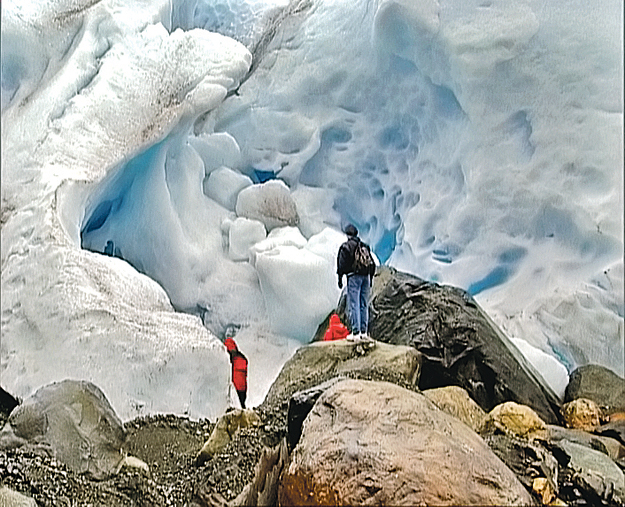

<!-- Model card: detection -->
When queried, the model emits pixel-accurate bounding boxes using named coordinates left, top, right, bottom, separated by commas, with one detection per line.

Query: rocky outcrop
left=263, top=338, right=421, bottom=412
left=0, top=380, right=125, bottom=479
left=552, top=439, right=625, bottom=505
left=279, top=379, right=534, bottom=506
left=564, top=365, right=625, bottom=415
left=423, top=385, right=486, bottom=432
left=367, top=267, right=561, bottom=424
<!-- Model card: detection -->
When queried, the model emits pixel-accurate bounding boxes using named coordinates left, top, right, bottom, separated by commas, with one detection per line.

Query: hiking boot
left=346, top=333, right=361, bottom=342
left=359, top=333, right=374, bottom=342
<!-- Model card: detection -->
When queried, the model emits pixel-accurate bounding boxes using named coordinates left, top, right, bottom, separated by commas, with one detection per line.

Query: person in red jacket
left=224, top=338, right=248, bottom=409
left=323, top=313, right=350, bottom=341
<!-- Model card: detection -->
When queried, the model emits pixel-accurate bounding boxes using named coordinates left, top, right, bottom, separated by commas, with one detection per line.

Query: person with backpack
left=224, top=337, right=248, bottom=408
left=336, top=224, right=376, bottom=339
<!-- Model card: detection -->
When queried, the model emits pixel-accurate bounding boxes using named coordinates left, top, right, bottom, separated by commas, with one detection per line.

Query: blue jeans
left=347, top=274, right=370, bottom=334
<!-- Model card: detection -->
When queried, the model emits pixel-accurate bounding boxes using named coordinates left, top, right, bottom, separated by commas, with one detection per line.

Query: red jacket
left=324, top=314, right=349, bottom=341
left=231, top=351, right=248, bottom=391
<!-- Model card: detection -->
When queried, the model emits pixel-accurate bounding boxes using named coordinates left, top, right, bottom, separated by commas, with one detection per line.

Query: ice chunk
left=236, top=180, right=300, bottom=231
left=229, top=217, right=267, bottom=261
left=255, top=245, right=339, bottom=340
left=204, top=166, right=253, bottom=211
left=511, top=338, right=569, bottom=399
left=249, top=226, right=308, bottom=266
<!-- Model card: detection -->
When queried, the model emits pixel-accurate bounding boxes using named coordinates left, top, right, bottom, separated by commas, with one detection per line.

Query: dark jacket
left=337, top=236, right=375, bottom=281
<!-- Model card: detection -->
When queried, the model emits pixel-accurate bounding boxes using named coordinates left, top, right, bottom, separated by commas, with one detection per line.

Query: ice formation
left=1, top=0, right=622, bottom=418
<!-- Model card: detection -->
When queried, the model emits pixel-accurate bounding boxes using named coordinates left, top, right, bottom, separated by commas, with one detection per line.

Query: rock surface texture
left=0, top=380, right=125, bottom=479
left=368, top=267, right=561, bottom=424
left=564, top=365, right=625, bottom=415
left=423, top=385, right=486, bottom=432
left=279, top=379, right=534, bottom=506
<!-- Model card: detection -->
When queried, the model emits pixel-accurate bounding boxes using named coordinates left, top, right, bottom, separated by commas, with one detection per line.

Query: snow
left=1, top=0, right=622, bottom=419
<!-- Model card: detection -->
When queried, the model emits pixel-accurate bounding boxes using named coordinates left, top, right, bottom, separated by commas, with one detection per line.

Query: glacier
left=1, top=0, right=622, bottom=420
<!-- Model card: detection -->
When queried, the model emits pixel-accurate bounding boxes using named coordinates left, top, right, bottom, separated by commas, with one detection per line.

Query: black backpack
left=353, top=240, right=374, bottom=273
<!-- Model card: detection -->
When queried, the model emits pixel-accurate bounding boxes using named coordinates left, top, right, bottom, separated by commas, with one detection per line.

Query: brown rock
left=196, top=409, right=261, bottom=464
left=279, top=379, right=534, bottom=506
left=561, top=398, right=601, bottom=431
left=481, top=401, right=547, bottom=440
left=423, top=385, right=487, bottom=432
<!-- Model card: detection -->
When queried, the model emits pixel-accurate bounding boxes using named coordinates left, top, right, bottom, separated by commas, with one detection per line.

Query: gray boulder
left=279, top=379, right=535, bottom=506
left=0, top=380, right=125, bottom=479
left=368, top=267, right=561, bottom=424
left=263, top=338, right=421, bottom=410
left=553, top=439, right=625, bottom=505
left=564, top=365, right=625, bottom=415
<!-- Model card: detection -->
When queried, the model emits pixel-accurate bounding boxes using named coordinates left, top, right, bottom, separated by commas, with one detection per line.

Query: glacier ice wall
left=1, top=0, right=623, bottom=417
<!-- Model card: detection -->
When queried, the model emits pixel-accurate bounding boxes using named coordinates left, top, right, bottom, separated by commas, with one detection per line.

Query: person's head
left=330, top=313, right=341, bottom=326
left=344, top=224, right=358, bottom=237
left=224, top=338, right=237, bottom=352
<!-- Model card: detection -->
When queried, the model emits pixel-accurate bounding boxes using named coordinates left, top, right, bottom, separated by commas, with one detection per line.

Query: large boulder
left=423, top=385, right=486, bottom=432
left=0, top=380, right=125, bottom=479
left=564, top=365, right=625, bottom=415
left=279, top=379, right=534, bottom=506
left=368, top=267, right=561, bottom=424
left=481, top=402, right=548, bottom=441
left=262, top=339, right=421, bottom=411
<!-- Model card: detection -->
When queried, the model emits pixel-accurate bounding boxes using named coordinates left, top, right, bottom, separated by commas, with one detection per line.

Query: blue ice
left=81, top=141, right=164, bottom=254
left=468, top=247, right=527, bottom=295
left=300, top=126, right=352, bottom=187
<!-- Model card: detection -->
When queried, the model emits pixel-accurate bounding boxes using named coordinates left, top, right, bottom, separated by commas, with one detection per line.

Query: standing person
left=336, top=224, right=376, bottom=339
left=224, top=338, right=248, bottom=409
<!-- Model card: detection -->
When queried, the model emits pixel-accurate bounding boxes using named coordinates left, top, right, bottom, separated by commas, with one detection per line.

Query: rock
left=0, top=380, right=125, bottom=479
left=196, top=409, right=261, bottom=465
left=561, top=398, right=602, bottom=431
left=235, top=180, right=299, bottom=231
left=0, top=387, right=19, bottom=421
left=423, top=385, right=487, bottom=432
left=115, top=455, right=150, bottom=475
left=548, top=425, right=625, bottom=463
left=564, top=365, right=625, bottom=415
left=553, top=439, right=625, bottom=505
left=279, top=379, right=534, bottom=506
left=481, top=401, right=548, bottom=440
left=368, top=267, right=561, bottom=424
left=533, top=477, right=556, bottom=505
left=231, top=439, right=289, bottom=507
left=287, top=377, right=345, bottom=449
left=595, top=419, right=625, bottom=447
left=0, top=487, right=37, bottom=507
left=263, top=339, right=421, bottom=411
left=484, top=432, right=558, bottom=494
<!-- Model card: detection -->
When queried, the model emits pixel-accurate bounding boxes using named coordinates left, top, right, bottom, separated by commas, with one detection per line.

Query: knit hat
left=224, top=338, right=237, bottom=352
left=344, top=224, right=358, bottom=236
